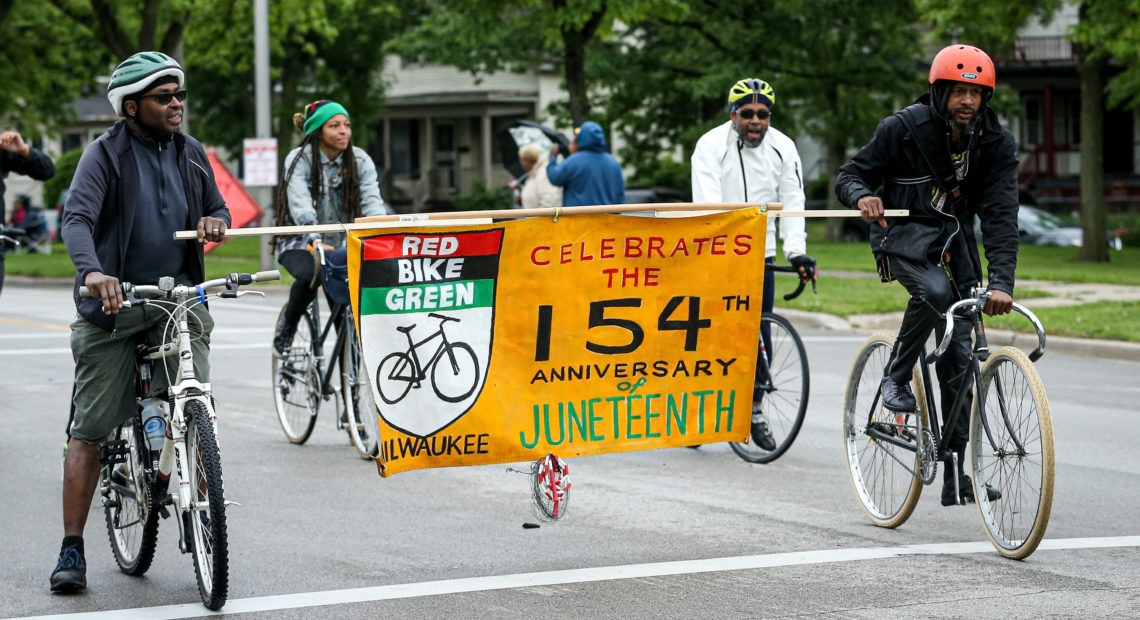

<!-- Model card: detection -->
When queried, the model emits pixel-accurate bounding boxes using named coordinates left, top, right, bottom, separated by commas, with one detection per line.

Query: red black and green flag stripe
left=357, top=230, right=503, bottom=316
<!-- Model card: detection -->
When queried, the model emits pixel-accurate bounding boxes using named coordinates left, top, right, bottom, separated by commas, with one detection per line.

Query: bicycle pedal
left=98, top=440, right=130, bottom=465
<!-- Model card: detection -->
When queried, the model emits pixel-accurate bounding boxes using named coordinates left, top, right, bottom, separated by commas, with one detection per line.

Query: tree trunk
left=1077, top=51, right=1108, bottom=262
left=824, top=139, right=849, bottom=242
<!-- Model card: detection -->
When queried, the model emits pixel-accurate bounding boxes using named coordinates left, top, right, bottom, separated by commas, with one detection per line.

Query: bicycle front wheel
left=431, top=342, right=480, bottom=402
left=730, top=312, right=810, bottom=464
left=101, top=418, right=160, bottom=575
left=971, top=346, right=1055, bottom=560
left=271, top=303, right=319, bottom=444
left=341, top=309, right=381, bottom=459
left=184, top=400, right=229, bottom=610
left=842, top=333, right=926, bottom=528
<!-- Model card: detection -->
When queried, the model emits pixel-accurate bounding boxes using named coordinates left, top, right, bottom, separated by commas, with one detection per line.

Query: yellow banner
left=347, top=208, right=767, bottom=476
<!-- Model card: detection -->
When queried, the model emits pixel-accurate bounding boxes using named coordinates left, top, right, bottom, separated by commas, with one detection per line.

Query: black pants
left=278, top=249, right=320, bottom=332
left=885, top=256, right=972, bottom=452
left=754, top=256, right=776, bottom=403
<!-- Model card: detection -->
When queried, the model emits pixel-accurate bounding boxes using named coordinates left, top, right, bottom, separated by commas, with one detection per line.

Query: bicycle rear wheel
left=341, top=308, right=381, bottom=458
left=101, top=418, right=160, bottom=575
left=971, top=346, right=1054, bottom=560
left=730, top=313, right=809, bottom=463
left=184, top=400, right=228, bottom=610
left=271, top=303, right=319, bottom=444
left=843, top=333, right=927, bottom=528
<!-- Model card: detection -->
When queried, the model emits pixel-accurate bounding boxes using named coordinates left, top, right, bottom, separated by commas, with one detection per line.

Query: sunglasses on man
left=141, top=90, right=188, bottom=106
left=736, top=108, right=770, bottom=120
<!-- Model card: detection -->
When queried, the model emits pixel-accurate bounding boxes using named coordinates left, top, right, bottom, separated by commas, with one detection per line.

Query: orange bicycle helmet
left=928, top=44, right=995, bottom=89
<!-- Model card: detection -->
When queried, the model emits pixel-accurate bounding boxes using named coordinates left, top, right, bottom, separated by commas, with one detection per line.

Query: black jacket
left=1, top=146, right=55, bottom=222
left=835, top=95, right=1020, bottom=294
left=62, top=120, right=230, bottom=331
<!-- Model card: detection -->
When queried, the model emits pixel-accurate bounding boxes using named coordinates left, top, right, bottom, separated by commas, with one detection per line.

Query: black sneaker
left=750, top=407, right=777, bottom=451
left=880, top=376, right=916, bottom=412
left=942, top=474, right=1002, bottom=506
left=49, top=546, right=86, bottom=593
left=273, top=315, right=297, bottom=358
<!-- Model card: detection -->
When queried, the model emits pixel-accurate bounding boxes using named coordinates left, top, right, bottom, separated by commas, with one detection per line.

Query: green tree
left=0, top=2, right=109, bottom=131
left=29, top=0, right=416, bottom=173
left=592, top=0, right=922, bottom=241
left=392, top=0, right=686, bottom=126
left=918, top=0, right=1124, bottom=263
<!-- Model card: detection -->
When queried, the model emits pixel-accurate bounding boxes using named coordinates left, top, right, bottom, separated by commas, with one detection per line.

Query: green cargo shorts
left=69, top=296, right=214, bottom=443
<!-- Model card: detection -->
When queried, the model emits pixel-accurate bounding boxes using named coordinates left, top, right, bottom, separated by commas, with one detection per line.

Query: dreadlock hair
left=271, top=125, right=363, bottom=250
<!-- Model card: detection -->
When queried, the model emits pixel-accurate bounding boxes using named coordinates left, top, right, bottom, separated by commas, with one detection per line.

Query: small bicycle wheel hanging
left=531, top=453, right=571, bottom=521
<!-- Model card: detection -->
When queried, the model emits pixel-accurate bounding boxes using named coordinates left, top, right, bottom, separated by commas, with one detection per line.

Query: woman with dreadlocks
left=273, top=99, right=390, bottom=355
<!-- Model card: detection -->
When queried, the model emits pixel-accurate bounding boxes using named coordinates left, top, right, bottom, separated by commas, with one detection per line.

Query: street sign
left=242, top=137, right=278, bottom=187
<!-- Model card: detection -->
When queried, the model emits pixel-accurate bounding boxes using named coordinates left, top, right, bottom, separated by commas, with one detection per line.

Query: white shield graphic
left=355, top=230, right=499, bottom=438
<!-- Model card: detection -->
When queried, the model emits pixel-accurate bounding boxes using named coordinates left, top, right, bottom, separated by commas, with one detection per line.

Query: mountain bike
left=728, top=262, right=813, bottom=464
left=271, top=247, right=381, bottom=458
left=843, top=288, right=1055, bottom=559
left=86, top=269, right=279, bottom=610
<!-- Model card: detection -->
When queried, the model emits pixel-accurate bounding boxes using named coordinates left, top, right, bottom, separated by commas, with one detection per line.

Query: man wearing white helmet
left=52, top=51, right=230, bottom=593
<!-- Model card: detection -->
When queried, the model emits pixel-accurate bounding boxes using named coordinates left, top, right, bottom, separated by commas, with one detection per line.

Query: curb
left=9, top=277, right=1140, bottom=363
left=780, top=308, right=1140, bottom=363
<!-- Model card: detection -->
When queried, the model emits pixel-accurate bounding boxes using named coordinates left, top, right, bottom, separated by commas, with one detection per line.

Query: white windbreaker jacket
left=691, top=121, right=806, bottom=259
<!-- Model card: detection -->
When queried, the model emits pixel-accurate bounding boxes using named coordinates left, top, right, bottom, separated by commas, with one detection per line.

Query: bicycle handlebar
left=0, top=225, right=32, bottom=247
left=766, top=263, right=817, bottom=301
left=927, top=289, right=1047, bottom=364
left=80, top=270, right=281, bottom=302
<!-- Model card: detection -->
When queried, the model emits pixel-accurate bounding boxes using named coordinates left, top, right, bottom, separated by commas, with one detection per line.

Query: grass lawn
left=6, top=237, right=292, bottom=285
left=9, top=232, right=1139, bottom=342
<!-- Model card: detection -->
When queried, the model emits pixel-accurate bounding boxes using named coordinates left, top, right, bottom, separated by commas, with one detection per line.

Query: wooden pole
left=174, top=202, right=908, bottom=240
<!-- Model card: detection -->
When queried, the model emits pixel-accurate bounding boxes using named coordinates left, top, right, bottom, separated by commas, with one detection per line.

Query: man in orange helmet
left=835, top=44, right=1019, bottom=506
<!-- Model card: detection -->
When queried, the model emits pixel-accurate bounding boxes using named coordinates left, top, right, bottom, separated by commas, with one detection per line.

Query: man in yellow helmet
left=692, top=77, right=817, bottom=453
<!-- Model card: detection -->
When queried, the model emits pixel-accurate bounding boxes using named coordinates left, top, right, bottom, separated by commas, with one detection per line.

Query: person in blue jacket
left=546, top=121, right=625, bottom=206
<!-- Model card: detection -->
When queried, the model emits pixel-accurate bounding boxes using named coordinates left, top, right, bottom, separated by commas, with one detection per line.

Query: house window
left=1023, top=95, right=1042, bottom=146
left=1052, top=93, right=1080, bottom=147
left=390, top=119, right=420, bottom=179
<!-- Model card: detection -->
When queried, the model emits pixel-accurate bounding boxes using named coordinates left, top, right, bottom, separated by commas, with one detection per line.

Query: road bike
left=843, top=288, right=1055, bottom=559
left=271, top=247, right=381, bottom=458
left=87, top=270, right=279, bottom=610
left=374, top=312, right=480, bottom=405
left=728, top=262, right=813, bottom=464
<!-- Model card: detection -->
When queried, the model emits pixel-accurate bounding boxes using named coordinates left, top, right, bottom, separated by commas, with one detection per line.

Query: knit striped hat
left=292, top=100, right=350, bottom=136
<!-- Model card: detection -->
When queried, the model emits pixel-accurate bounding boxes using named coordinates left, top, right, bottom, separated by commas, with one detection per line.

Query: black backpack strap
left=895, top=107, right=963, bottom=205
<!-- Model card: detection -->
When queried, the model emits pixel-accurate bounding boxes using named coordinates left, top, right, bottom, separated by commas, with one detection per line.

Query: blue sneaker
left=49, top=546, right=86, bottom=593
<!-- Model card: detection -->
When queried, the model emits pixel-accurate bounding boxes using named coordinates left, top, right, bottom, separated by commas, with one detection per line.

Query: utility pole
left=254, top=0, right=274, bottom=270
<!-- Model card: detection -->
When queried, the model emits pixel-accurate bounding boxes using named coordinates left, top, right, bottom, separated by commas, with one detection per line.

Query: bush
left=452, top=181, right=513, bottom=212
left=43, top=147, right=84, bottom=208
left=1108, top=212, right=1140, bottom=247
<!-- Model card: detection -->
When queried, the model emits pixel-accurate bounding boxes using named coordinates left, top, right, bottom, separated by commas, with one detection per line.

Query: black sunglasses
left=736, top=108, right=770, bottom=120
left=140, top=90, right=188, bottom=106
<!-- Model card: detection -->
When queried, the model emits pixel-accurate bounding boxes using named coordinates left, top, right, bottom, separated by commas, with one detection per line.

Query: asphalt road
left=1, top=281, right=1138, bottom=619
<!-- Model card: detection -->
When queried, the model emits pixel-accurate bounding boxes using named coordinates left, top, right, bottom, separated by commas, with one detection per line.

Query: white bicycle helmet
left=106, top=51, right=185, bottom=117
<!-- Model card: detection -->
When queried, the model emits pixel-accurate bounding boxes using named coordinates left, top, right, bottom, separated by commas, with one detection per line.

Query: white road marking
left=16, top=536, right=1140, bottom=619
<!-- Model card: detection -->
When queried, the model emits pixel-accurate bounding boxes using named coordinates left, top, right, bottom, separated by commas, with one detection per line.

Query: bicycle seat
left=397, top=324, right=417, bottom=334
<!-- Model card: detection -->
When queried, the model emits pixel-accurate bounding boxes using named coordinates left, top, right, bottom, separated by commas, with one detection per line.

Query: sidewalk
left=785, top=276, right=1140, bottom=363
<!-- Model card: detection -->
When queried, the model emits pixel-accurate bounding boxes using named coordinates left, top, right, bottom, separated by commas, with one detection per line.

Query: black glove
left=789, top=254, right=816, bottom=280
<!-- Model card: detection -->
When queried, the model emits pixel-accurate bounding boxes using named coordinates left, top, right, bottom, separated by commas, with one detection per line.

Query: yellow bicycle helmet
left=728, top=78, right=775, bottom=110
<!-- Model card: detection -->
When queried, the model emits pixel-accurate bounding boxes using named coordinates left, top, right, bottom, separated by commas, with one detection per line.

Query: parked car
left=975, top=204, right=1123, bottom=249
left=623, top=187, right=687, bottom=204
